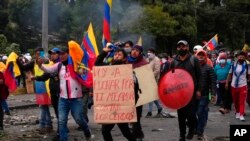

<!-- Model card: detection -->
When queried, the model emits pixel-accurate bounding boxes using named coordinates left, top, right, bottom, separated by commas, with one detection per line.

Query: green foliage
left=0, top=34, right=8, bottom=54
left=135, top=5, right=178, bottom=37
left=0, top=0, right=250, bottom=54
left=5, top=43, right=21, bottom=55
left=196, top=1, right=250, bottom=50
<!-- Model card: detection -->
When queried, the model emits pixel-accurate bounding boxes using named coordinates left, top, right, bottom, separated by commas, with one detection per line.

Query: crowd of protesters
left=0, top=39, right=250, bottom=141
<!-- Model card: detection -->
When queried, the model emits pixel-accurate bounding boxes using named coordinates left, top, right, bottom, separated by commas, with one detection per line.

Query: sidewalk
left=7, top=94, right=37, bottom=110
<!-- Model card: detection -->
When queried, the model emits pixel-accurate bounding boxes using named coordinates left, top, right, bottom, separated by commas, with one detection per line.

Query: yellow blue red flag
left=206, top=34, right=218, bottom=50
left=102, top=0, right=112, bottom=48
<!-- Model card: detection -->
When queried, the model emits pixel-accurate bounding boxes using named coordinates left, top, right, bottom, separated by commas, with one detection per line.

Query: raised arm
left=40, top=62, right=60, bottom=74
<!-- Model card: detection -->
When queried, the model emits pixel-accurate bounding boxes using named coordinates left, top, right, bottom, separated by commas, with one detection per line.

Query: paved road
left=2, top=94, right=250, bottom=141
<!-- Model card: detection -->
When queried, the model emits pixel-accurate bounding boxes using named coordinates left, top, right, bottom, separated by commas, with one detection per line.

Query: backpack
left=231, top=61, right=249, bottom=80
left=173, top=55, right=195, bottom=68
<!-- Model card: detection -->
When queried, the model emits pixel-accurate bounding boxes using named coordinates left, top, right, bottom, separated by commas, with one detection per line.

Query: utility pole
left=42, top=0, right=48, bottom=56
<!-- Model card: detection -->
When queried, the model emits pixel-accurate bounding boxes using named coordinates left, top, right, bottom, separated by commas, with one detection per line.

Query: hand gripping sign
left=158, top=68, right=194, bottom=109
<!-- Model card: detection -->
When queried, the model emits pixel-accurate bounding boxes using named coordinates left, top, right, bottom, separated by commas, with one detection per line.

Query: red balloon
left=158, top=68, right=194, bottom=109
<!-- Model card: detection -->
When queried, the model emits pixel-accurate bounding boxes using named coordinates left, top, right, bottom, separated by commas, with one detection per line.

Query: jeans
left=40, top=105, right=52, bottom=128
left=196, top=96, right=209, bottom=135
left=148, top=100, right=162, bottom=112
left=82, top=93, right=89, bottom=123
left=2, top=99, right=10, bottom=113
left=58, top=97, right=90, bottom=141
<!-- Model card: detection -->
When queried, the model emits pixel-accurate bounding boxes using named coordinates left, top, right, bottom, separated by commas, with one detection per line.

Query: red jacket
left=0, top=72, right=9, bottom=100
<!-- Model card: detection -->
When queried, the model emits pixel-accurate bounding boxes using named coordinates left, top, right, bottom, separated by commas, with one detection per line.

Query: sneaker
left=145, top=112, right=152, bottom=118
left=235, top=113, right=240, bottom=119
left=240, top=115, right=245, bottom=121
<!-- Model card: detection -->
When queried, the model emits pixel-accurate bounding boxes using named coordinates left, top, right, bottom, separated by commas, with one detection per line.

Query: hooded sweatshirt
left=195, top=50, right=217, bottom=96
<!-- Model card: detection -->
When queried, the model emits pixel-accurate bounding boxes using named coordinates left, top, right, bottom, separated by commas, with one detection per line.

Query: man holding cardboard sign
left=94, top=47, right=136, bottom=141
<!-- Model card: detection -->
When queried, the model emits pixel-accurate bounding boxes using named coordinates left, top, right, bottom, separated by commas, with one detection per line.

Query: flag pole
left=202, top=34, right=218, bottom=49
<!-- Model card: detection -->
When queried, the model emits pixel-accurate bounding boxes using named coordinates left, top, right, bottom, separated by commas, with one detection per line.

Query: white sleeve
left=40, top=63, right=59, bottom=73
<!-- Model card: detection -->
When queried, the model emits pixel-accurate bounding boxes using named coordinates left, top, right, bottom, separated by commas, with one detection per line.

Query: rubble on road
left=4, top=115, right=39, bottom=126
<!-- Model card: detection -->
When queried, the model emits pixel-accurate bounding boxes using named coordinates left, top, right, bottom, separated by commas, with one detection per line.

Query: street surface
left=1, top=94, right=249, bottom=141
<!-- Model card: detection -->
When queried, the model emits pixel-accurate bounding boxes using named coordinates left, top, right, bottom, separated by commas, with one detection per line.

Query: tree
left=0, top=34, right=8, bottom=54
left=5, top=43, right=21, bottom=55
left=196, top=0, right=250, bottom=50
left=135, top=5, right=178, bottom=37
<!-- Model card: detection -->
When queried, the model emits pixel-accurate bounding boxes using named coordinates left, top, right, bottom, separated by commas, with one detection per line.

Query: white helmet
left=193, top=45, right=203, bottom=52
left=24, top=54, right=32, bottom=61
left=2, top=55, right=7, bottom=60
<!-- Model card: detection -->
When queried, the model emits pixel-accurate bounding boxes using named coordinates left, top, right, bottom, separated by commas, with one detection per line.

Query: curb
left=9, top=104, right=38, bottom=110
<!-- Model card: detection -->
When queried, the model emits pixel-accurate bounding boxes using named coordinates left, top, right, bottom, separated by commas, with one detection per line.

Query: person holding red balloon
left=195, top=50, right=217, bottom=140
left=170, top=40, right=202, bottom=141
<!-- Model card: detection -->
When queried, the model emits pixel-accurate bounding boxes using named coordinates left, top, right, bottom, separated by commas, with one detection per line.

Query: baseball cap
left=48, top=47, right=61, bottom=54
left=177, top=40, right=189, bottom=46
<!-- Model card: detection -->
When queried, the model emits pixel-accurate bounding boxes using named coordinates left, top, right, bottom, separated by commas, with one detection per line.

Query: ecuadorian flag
left=34, top=63, right=51, bottom=105
left=83, top=23, right=99, bottom=57
left=4, top=62, right=17, bottom=92
left=102, top=0, right=112, bottom=47
left=207, top=34, right=218, bottom=50
left=68, top=40, right=96, bottom=88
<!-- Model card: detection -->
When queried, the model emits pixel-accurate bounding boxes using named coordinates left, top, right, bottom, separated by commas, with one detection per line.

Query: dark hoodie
left=171, top=53, right=202, bottom=94
left=195, top=50, right=217, bottom=97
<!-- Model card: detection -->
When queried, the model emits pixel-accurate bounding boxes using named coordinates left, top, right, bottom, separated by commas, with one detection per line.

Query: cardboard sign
left=93, top=64, right=137, bottom=123
left=134, top=64, right=159, bottom=107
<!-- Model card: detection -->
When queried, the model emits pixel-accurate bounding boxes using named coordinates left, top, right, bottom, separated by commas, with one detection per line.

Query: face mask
left=112, top=60, right=125, bottom=65
left=238, top=59, right=244, bottom=64
left=147, top=53, right=155, bottom=59
left=178, top=49, right=188, bottom=56
left=219, top=59, right=226, bottom=64
left=124, top=48, right=131, bottom=54
left=161, top=58, right=167, bottom=63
